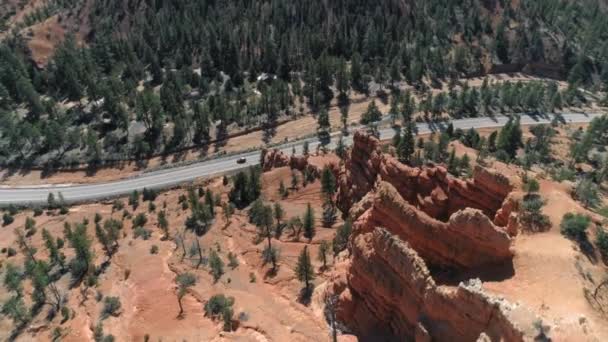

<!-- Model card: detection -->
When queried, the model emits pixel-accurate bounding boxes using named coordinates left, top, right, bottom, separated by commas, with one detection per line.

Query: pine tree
left=350, top=53, right=363, bottom=91
left=318, top=241, right=330, bottom=269
left=320, top=166, right=337, bottom=199
left=295, top=246, right=315, bottom=291
left=360, top=100, right=382, bottom=124
left=398, top=123, right=415, bottom=164
left=302, top=203, right=315, bottom=242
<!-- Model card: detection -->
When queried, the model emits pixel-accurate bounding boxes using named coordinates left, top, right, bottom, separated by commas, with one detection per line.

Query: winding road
left=0, top=113, right=601, bottom=206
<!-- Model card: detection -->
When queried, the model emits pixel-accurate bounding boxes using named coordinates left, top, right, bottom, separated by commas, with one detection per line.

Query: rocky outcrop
left=336, top=131, right=515, bottom=224
left=351, top=181, right=513, bottom=270
left=322, top=131, right=529, bottom=340
left=260, top=148, right=321, bottom=177
left=330, top=228, right=533, bottom=341
left=260, top=149, right=290, bottom=171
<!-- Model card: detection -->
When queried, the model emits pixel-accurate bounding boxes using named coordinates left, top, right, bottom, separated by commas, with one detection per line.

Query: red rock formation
left=260, top=149, right=290, bottom=171
left=261, top=148, right=324, bottom=178
left=336, top=131, right=515, bottom=225
left=331, top=228, right=533, bottom=341
left=322, top=131, right=530, bottom=340
left=351, top=181, right=513, bottom=270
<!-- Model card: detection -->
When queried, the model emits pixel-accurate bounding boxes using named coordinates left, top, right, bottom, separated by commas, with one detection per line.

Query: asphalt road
left=0, top=113, right=601, bottom=206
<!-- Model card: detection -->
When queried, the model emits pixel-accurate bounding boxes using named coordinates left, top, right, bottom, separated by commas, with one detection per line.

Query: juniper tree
left=175, top=272, right=196, bottom=317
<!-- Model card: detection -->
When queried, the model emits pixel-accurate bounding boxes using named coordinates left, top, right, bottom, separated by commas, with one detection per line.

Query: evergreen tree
left=318, top=241, right=330, bottom=269
left=295, top=246, right=315, bottom=292
left=398, top=123, right=415, bottom=164
left=302, top=203, right=315, bottom=242
left=321, top=166, right=337, bottom=199
left=360, top=100, right=382, bottom=124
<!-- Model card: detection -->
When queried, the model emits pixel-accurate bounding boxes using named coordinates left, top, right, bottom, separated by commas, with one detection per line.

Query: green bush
left=596, top=228, right=608, bottom=257
left=2, top=213, right=14, bottom=226
left=102, top=296, right=122, bottom=318
left=150, top=245, right=159, bottom=254
left=132, top=213, right=148, bottom=228
left=560, top=213, right=591, bottom=241
left=551, top=166, right=576, bottom=182
left=209, top=250, right=224, bottom=282
left=227, top=252, right=239, bottom=269
left=133, top=227, right=151, bottom=240
left=204, top=294, right=235, bottom=331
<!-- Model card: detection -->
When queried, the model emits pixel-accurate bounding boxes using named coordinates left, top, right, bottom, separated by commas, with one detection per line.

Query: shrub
left=204, top=294, right=235, bottom=331
left=61, top=306, right=70, bottom=322
left=33, top=207, right=43, bottom=216
left=2, top=213, right=14, bottom=226
left=560, top=213, right=591, bottom=241
left=574, top=179, right=600, bottom=208
left=209, top=250, right=224, bottom=282
left=519, top=196, right=551, bottom=232
left=551, top=166, right=575, bottom=182
left=227, top=252, right=239, bottom=269
left=150, top=245, right=159, bottom=254
left=7, top=247, right=16, bottom=257
left=133, top=227, right=151, bottom=240
left=142, top=188, right=157, bottom=202
left=112, top=200, right=124, bottom=212
left=522, top=178, right=540, bottom=194
left=132, top=213, right=147, bottom=228
left=102, top=296, right=122, bottom=318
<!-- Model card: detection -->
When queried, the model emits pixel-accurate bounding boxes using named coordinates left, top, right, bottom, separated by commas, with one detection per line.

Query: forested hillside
left=1, top=0, right=607, bottom=167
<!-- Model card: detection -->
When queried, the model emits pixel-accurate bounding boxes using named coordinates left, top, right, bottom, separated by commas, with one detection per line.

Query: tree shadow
left=578, top=237, right=598, bottom=264
left=264, top=266, right=279, bottom=279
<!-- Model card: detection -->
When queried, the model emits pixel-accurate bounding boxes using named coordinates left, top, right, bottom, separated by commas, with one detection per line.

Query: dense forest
left=1, top=0, right=608, bottom=167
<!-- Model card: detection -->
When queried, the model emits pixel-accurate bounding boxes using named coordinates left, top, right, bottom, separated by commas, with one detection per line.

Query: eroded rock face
left=324, top=131, right=530, bottom=340
left=351, top=181, right=513, bottom=270
left=260, top=148, right=321, bottom=177
left=336, top=131, right=515, bottom=224
left=332, top=228, right=531, bottom=341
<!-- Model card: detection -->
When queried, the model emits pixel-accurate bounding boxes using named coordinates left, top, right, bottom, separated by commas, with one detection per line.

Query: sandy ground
left=481, top=166, right=608, bottom=340
left=0, top=163, right=340, bottom=341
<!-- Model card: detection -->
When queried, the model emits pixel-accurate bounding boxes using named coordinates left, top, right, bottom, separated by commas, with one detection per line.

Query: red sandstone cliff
left=321, top=131, right=532, bottom=340
left=350, top=181, right=513, bottom=269
left=329, top=228, right=533, bottom=341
